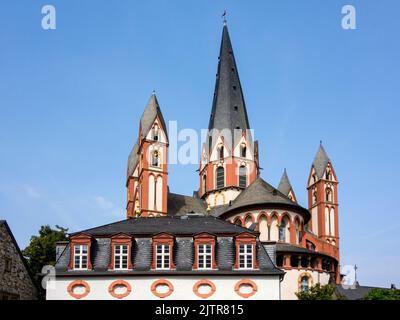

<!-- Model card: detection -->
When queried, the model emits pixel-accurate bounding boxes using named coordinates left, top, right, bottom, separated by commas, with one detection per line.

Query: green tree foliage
left=22, top=225, right=68, bottom=280
left=363, top=288, right=400, bottom=300
left=296, top=283, right=344, bottom=300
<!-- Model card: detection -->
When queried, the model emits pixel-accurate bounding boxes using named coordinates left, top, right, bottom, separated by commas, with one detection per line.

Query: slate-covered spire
left=278, top=169, right=293, bottom=196
left=140, top=92, right=168, bottom=142
left=312, top=142, right=331, bottom=179
left=208, top=24, right=250, bottom=143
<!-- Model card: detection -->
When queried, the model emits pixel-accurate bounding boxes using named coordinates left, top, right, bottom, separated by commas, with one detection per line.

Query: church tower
left=199, top=24, right=259, bottom=208
left=307, top=143, right=339, bottom=247
left=278, top=169, right=298, bottom=203
left=126, top=93, right=169, bottom=218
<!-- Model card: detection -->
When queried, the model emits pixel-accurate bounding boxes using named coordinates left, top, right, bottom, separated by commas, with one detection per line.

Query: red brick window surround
left=193, top=233, right=217, bottom=270
left=69, top=233, right=93, bottom=271
left=152, top=233, right=175, bottom=270
left=109, top=233, right=133, bottom=271
left=234, top=233, right=258, bottom=270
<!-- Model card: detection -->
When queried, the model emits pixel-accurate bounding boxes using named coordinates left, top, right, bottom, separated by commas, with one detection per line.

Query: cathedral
left=48, top=23, right=340, bottom=300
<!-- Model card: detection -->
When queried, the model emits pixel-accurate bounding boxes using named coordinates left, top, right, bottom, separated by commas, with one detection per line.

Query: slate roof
left=56, top=216, right=283, bottom=275
left=140, top=93, right=168, bottom=142
left=277, top=169, right=293, bottom=196
left=126, top=141, right=139, bottom=178
left=207, top=24, right=251, bottom=148
left=275, top=242, right=339, bottom=260
left=335, top=284, right=387, bottom=300
left=70, top=216, right=257, bottom=237
left=275, top=242, right=316, bottom=255
left=127, top=94, right=168, bottom=179
left=215, top=177, right=311, bottom=223
left=167, top=192, right=207, bottom=216
left=312, top=143, right=331, bottom=179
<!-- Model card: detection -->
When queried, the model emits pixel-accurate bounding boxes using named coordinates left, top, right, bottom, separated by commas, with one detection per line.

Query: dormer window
left=194, top=233, right=216, bottom=270
left=198, top=244, right=212, bottom=269
left=152, top=233, right=174, bottom=270
left=109, top=234, right=133, bottom=271
left=69, top=233, right=92, bottom=271
left=238, top=244, right=253, bottom=269
left=74, top=245, right=88, bottom=270
left=114, top=245, right=129, bottom=270
left=156, top=244, right=170, bottom=270
left=235, top=233, right=257, bottom=270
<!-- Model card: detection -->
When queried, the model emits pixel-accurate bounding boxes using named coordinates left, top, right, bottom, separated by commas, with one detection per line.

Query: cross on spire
left=222, top=10, right=227, bottom=25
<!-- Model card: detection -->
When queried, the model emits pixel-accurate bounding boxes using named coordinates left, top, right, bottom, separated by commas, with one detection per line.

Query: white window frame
left=114, top=244, right=129, bottom=270
left=197, top=244, right=213, bottom=270
left=74, top=244, right=88, bottom=270
left=155, top=244, right=170, bottom=270
left=238, top=244, right=253, bottom=270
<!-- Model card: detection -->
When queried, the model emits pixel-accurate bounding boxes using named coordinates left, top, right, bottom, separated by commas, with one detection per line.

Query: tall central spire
left=208, top=24, right=251, bottom=140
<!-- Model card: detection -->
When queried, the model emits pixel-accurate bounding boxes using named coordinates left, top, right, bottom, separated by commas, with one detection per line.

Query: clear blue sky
left=0, top=0, right=399, bottom=288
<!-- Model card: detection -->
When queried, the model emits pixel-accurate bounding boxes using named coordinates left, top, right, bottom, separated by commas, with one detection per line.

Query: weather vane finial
left=222, top=10, right=227, bottom=25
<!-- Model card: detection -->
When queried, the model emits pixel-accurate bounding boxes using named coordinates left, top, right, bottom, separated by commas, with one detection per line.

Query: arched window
left=270, top=216, right=279, bottom=241
left=244, top=215, right=253, bottom=228
left=152, top=126, right=159, bottom=141
left=234, top=218, right=242, bottom=226
left=239, top=166, right=247, bottom=188
left=326, top=169, right=332, bottom=181
left=295, top=220, right=300, bottom=244
left=300, top=276, right=310, bottom=292
left=216, top=167, right=225, bottom=189
left=202, top=174, right=207, bottom=194
left=152, top=150, right=159, bottom=167
left=326, top=188, right=332, bottom=202
left=279, top=217, right=289, bottom=242
left=219, top=146, right=224, bottom=160
left=240, top=144, right=247, bottom=158
left=208, top=136, right=212, bottom=154
left=313, top=191, right=318, bottom=204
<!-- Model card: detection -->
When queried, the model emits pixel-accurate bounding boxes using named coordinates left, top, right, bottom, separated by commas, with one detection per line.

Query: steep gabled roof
left=208, top=24, right=251, bottom=148
left=312, top=143, right=330, bottom=179
left=167, top=192, right=207, bottom=216
left=277, top=169, right=293, bottom=196
left=216, top=177, right=310, bottom=223
left=0, top=220, right=38, bottom=293
left=126, top=141, right=139, bottom=178
left=140, top=93, right=168, bottom=142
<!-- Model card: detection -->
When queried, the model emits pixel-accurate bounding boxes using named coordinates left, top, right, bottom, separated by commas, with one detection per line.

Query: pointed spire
left=278, top=169, right=293, bottom=196
left=312, top=143, right=330, bottom=179
left=208, top=24, right=251, bottom=147
left=140, top=92, right=168, bottom=141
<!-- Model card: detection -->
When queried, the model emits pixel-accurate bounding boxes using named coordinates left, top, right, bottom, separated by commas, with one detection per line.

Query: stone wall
left=0, top=223, right=38, bottom=300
